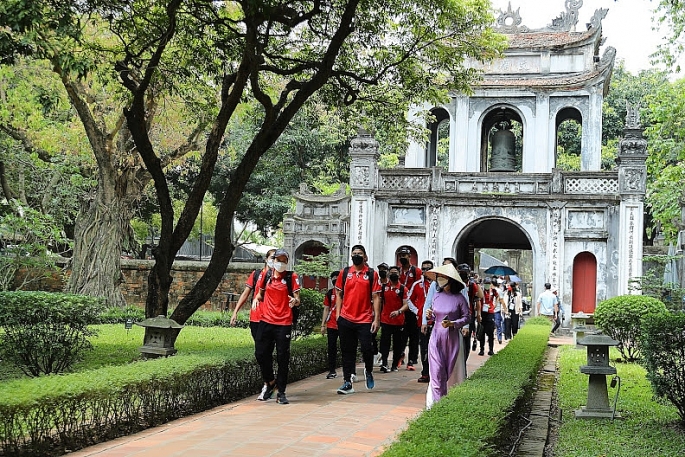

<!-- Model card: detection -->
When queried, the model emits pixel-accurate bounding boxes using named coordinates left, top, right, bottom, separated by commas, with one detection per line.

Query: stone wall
left=15, top=259, right=262, bottom=310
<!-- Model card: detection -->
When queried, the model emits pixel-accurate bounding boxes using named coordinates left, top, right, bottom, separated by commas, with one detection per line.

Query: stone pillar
left=616, top=104, right=647, bottom=295
left=534, top=94, right=551, bottom=173
left=582, top=83, right=603, bottom=171
left=453, top=95, right=470, bottom=172
left=506, top=249, right=521, bottom=275
left=349, top=129, right=380, bottom=261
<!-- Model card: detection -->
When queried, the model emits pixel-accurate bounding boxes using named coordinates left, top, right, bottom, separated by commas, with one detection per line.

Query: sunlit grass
left=555, top=346, right=685, bottom=456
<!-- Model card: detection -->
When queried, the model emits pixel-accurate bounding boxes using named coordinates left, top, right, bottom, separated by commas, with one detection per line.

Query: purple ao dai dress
left=426, top=290, right=470, bottom=409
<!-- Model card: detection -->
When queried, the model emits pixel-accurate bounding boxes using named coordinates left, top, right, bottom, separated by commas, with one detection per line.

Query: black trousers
left=504, top=315, right=513, bottom=339
left=337, top=316, right=374, bottom=382
left=254, top=321, right=292, bottom=394
left=511, top=312, right=520, bottom=336
left=478, top=313, right=495, bottom=352
left=380, top=323, right=404, bottom=367
left=249, top=321, right=259, bottom=342
left=419, top=325, right=433, bottom=377
left=326, top=327, right=340, bottom=373
left=400, top=312, right=420, bottom=364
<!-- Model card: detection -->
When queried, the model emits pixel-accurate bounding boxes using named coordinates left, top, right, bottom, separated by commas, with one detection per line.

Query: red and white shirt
left=256, top=271, right=301, bottom=326
left=335, top=265, right=382, bottom=324
left=380, top=283, right=407, bottom=326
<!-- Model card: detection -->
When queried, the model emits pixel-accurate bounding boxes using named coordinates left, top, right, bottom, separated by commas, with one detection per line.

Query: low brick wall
left=15, top=259, right=262, bottom=310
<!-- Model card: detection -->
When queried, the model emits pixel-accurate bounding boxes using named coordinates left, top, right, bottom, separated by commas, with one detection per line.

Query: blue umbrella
left=508, top=274, right=523, bottom=283
left=484, top=265, right=518, bottom=276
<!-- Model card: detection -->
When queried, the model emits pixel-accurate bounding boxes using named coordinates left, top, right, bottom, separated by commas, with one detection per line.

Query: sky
left=490, top=0, right=679, bottom=75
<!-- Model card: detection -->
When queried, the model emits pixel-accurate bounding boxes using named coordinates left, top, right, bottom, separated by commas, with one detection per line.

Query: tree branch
left=0, top=125, right=53, bottom=163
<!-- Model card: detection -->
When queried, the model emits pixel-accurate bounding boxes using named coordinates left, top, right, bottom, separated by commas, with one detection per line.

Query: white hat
left=424, top=264, right=465, bottom=287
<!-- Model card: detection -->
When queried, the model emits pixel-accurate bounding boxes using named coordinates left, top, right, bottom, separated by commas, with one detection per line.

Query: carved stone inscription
left=567, top=211, right=604, bottom=230
left=391, top=206, right=425, bottom=225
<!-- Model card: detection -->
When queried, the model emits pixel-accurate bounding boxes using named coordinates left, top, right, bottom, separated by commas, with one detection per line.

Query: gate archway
left=572, top=251, right=597, bottom=313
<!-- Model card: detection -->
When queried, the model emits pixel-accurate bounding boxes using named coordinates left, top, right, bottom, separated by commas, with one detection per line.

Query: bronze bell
left=490, top=121, right=516, bottom=172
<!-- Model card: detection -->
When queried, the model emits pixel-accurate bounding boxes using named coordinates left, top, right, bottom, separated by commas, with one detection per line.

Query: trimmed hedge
left=0, top=291, right=104, bottom=376
left=0, top=336, right=328, bottom=456
left=381, top=316, right=551, bottom=457
left=594, top=295, right=668, bottom=361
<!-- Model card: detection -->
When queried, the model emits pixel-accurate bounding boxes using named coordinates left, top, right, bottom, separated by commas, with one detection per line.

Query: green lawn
left=0, top=324, right=255, bottom=382
left=555, top=345, right=685, bottom=456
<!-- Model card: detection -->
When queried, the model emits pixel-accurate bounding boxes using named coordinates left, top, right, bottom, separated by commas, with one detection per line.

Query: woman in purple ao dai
left=424, top=263, right=470, bottom=409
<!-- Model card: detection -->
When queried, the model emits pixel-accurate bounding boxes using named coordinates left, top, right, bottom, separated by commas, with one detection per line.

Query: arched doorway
left=572, top=252, right=597, bottom=313
left=295, top=240, right=329, bottom=291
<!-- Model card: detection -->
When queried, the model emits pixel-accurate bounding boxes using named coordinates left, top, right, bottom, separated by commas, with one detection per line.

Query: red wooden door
left=572, top=252, right=597, bottom=314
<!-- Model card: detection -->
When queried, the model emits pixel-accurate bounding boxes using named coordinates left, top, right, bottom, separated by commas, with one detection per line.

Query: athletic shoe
left=364, top=369, right=375, bottom=390
left=472, top=339, right=478, bottom=351
left=337, top=381, right=355, bottom=395
left=379, top=365, right=389, bottom=373
left=390, top=366, right=398, bottom=372
left=417, top=375, right=430, bottom=383
left=276, top=392, right=289, bottom=404
left=326, top=371, right=337, bottom=379
left=373, top=353, right=382, bottom=366
left=478, top=351, right=484, bottom=356
left=498, top=339, right=502, bottom=344
left=257, top=383, right=274, bottom=401
left=351, top=373, right=358, bottom=383
left=487, top=350, right=495, bottom=356
left=407, top=363, right=415, bottom=371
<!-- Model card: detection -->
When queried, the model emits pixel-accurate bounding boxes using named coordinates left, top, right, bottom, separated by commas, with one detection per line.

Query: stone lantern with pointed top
left=575, top=333, right=621, bottom=419
left=136, top=315, right=183, bottom=358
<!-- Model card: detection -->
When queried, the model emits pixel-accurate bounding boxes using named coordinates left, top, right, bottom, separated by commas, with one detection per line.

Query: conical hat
left=424, top=263, right=465, bottom=287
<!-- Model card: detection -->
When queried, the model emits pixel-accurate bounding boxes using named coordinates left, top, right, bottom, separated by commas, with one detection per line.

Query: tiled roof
left=504, top=28, right=598, bottom=49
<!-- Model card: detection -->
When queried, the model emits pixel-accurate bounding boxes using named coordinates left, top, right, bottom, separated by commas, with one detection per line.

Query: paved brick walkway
left=69, top=335, right=570, bottom=457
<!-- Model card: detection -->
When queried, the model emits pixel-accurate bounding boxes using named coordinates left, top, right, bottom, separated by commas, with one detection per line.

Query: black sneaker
left=478, top=350, right=484, bottom=356
left=337, top=381, right=355, bottom=395
left=257, top=382, right=274, bottom=401
left=326, top=371, right=337, bottom=379
left=488, top=350, right=495, bottom=356
left=276, top=392, right=289, bottom=404
left=472, top=339, right=478, bottom=351
left=379, top=365, right=389, bottom=373
left=390, top=366, right=398, bottom=372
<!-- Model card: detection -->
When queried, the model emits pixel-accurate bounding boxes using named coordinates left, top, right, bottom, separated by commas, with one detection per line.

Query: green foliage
left=97, top=305, right=146, bottom=324
left=382, top=319, right=550, bottom=457
left=640, top=312, right=685, bottom=425
left=632, top=255, right=685, bottom=311
left=0, top=291, right=104, bottom=376
left=0, top=329, right=328, bottom=456
left=294, top=243, right=343, bottom=286
left=0, top=201, right=70, bottom=291
left=294, top=288, right=325, bottom=340
left=555, top=345, right=685, bottom=456
left=594, top=295, right=668, bottom=362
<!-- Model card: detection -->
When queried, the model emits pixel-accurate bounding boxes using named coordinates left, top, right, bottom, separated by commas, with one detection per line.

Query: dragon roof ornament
left=495, top=1, right=604, bottom=34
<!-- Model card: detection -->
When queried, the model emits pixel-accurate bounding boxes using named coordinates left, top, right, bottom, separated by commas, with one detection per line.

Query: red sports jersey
left=409, top=279, right=430, bottom=328
left=399, top=265, right=422, bottom=287
left=335, top=265, right=381, bottom=324
left=246, top=269, right=265, bottom=323
left=380, top=283, right=407, bottom=325
left=257, top=271, right=301, bottom=326
left=483, top=288, right=499, bottom=314
left=323, top=288, right=338, bottom=330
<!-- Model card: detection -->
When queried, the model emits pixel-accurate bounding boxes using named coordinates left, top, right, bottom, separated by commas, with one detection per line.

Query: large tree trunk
left=66, top=194, right=131, bottom=308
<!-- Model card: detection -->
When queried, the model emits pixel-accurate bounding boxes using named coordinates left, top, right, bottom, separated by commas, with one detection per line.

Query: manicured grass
left=555, top=345, right=685, bottom=456
left=0, top=324, right=255, bottom=383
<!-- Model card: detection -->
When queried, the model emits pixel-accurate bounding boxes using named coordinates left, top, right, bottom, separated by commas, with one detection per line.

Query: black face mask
left=351, top=255, right=364, bottom=266
left=389, top=273, right=399, bottom=282
left=379, top=270, right=388, bottom=279
left=399, top=257, right=409, bottom=266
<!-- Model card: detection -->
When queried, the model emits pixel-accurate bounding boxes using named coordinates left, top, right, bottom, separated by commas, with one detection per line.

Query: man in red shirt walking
left=335, top=245, right=382, bottom=394
left=378, top=265, right=409, bottom=373
left=253, top=249, right=300, bottom=404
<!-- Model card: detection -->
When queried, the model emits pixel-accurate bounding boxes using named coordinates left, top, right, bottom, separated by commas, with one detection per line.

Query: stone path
left=69, top=335, right=571, bottom=457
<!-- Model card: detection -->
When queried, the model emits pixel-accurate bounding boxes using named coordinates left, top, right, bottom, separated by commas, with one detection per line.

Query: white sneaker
left=373, top=353, right=382, bottom=366
left=350, top=373, right=357, bottom=383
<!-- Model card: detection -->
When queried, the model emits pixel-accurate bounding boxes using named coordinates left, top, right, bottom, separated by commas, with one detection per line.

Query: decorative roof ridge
left=495, top=1, right=608, bottom=35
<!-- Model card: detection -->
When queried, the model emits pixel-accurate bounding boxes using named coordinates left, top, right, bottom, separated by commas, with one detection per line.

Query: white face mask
left=273, top=261, right=287, bottom=273
left=436, top=277, right=449, bottom=288
left=267, top=259, right=274, bottom=269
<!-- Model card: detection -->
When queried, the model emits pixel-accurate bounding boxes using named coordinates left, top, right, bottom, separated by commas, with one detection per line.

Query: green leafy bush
left=97, top=305, right=146, bottom=324
left=293, top=288, right=324, bottom=339
left=640, top=312, right=685, bottom=425
left=0, top=291, right=104, bottom=376
left=594, top=295, right=668, bottom=362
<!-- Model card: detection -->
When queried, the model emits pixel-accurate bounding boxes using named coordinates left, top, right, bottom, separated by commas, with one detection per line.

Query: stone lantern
left=575, top=333, right=621, bottom=419
left=136, top=315, right=184, bottom=358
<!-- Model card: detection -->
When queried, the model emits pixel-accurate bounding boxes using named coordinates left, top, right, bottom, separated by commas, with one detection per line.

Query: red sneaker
left=406, top=363, right=415, bottom=371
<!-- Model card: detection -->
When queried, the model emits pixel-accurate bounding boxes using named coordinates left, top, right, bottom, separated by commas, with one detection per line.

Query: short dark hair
left=351, top=244, right=366, bottom=255
left=388, top=265, right=400, bottom=273
left=330, top=271, right=339, bottom=279
left=545, top=282, right=551, bottom=289
left=443, top=257, right=458, bottom=268
left=421, top=260, right=434, bottom=269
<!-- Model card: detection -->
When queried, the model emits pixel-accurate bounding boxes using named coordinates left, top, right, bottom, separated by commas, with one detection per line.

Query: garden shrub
left=293, top=288, right=324, bottom=339
left=0, top=291, right=104, bottom=376
left=640, top=312, right=685, bottom=425
left=594, top=295, right=668, bottom=361
left=97, top=305, right=146, bottom=324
